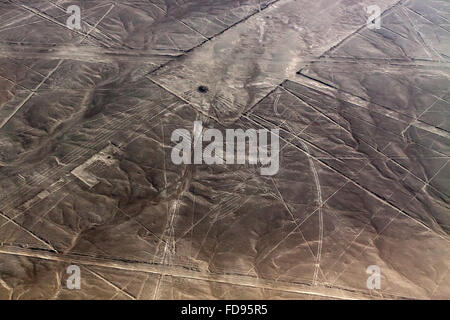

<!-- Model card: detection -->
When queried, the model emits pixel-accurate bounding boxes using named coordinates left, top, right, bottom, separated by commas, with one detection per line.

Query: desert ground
left=0, top=0, right=449, bottom=299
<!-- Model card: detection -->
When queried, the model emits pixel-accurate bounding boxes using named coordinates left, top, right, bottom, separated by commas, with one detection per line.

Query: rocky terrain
left=0, top=0, right=448, bottom=299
